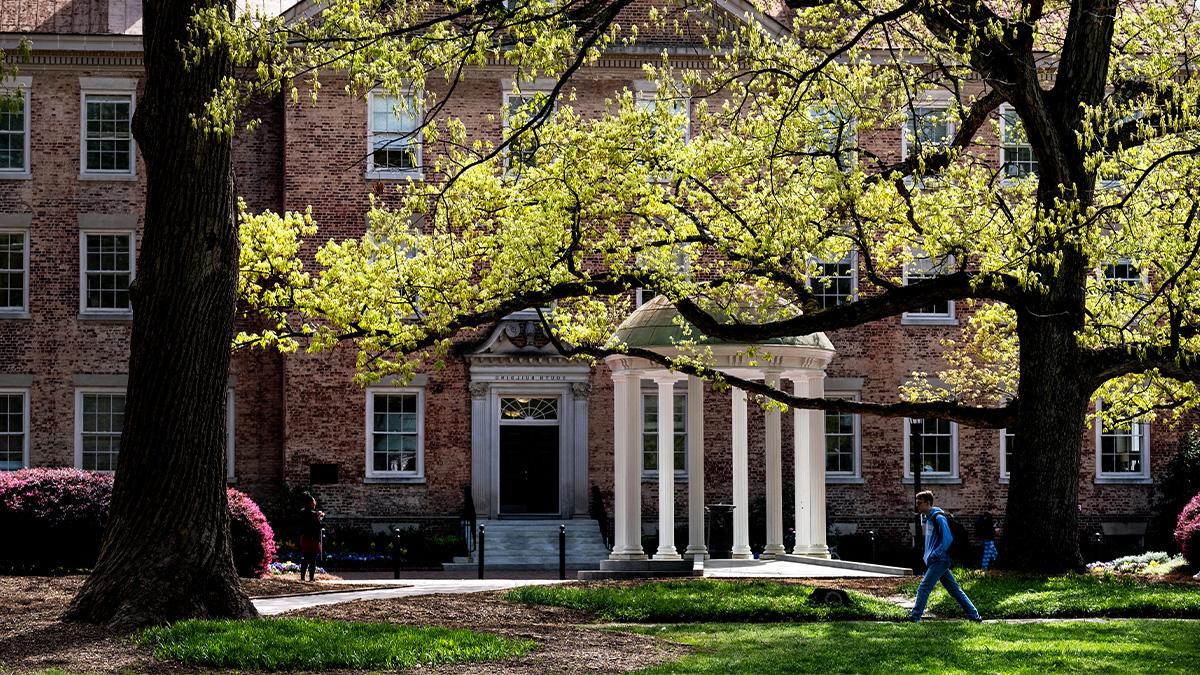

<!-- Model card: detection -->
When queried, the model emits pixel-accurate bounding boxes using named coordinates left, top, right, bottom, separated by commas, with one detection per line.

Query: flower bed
left=1086, top=551, right=1190, bottom=577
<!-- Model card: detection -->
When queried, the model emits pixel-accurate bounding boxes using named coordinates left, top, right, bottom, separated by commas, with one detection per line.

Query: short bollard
left=558, top=524, right=566, bottom=581
left=477, top=524, right=486, bottom=580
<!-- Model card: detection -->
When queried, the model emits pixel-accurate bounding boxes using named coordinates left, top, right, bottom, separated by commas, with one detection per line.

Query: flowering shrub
left=0, top=468, right=276, bottom=576
left=228, top=487, right=276, bottom=578
left=1177, top=492, right=1200, bottom=566
left=1086, top=551, right=1189, bottom=576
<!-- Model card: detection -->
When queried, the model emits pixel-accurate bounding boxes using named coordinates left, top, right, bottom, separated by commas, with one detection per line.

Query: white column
left=762, top=371, right=785, bottom=558
left=806, top=372, right=829, bottom=557
left=610, top=370, right=647, bottom=560
left=684, top=375, right=708, bottom=559
left=653, top=376, right=681, bottom=559
left=791, top=372, right=829, bottom=557
left=731, top=386, right=752, bottom=559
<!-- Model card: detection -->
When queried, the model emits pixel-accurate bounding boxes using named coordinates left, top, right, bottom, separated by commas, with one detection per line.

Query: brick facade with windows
left=0, top=0, right=1185, bottom=557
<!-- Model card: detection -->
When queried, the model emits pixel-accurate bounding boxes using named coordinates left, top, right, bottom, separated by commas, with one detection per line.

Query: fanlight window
left=500, top=397, right=559, bottom=421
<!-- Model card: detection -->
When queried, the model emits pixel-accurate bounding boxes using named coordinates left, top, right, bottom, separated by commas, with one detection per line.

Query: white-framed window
left=226, top=388, right=236, bottom=481
left=75, top=389, right=125, bottom=472
left=999, top=106, right=1037, bottom=179
left=809, top=253, right=857, bottom=309
left=1102, top=257, right=1143, bottom=300
left=79, top=231, right=134, bottom=314
left=366, top=91, right=422, bottom=178
left=999, top=428, right=1015, bottom=483
left=365, top=388, right=424, bottom=480
left=0, top=77, right=31, bottom=177
left=1095, top=401, right=1150, bottom=483
left=902, top=104, right=955, bottom=160
left=502, top=88, right=554, bottom=173
left=634, top=89, right=690, bottom=142
left=641, top=388, right=688, bottom=477
left=904, top=417, right=959, bottom=481
left=809, top=106, right=856, bottom=169
left=902, top=250, right=955, bottom=323
left=80, top=87, right=136, bottom=177
left=825, top=393, right=861, bottom=481
left=0, top=388, right=29, bottom=470
left=635, top=287, right=659, bottom=307
left=0, top=229, right=28, bottom=314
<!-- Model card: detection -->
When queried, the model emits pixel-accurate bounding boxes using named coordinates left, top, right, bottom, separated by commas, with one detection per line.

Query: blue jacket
left=923, top=507, right=953, bottom=564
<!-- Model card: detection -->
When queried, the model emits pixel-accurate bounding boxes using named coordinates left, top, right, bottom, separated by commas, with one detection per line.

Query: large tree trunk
left=1001, top=311, right=1091, bottom=572
left=67, top=0, right=256, bottom=630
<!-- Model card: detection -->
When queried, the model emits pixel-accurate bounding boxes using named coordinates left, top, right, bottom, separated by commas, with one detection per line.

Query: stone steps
left=441, top=519, right=610, bottom=571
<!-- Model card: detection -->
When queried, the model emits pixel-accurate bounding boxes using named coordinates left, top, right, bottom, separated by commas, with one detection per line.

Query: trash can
left=706, top=503, right=735, bottom=559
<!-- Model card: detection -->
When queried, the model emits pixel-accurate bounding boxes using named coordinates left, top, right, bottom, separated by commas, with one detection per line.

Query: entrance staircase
left=442, top=519, right=611, bottom=571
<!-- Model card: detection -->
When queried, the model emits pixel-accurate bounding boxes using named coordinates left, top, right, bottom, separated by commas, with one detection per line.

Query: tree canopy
left=217, top=0, right=1200, bottom=571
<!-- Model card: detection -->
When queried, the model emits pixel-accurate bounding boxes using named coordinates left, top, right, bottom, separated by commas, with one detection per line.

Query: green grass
left=137, top=618, right=535, bottom=671
left=506, top=579, right=907, bottom=622
left=633, top=620, right=1200, bottom=673
left=904, top=570, right=1200, bottom=619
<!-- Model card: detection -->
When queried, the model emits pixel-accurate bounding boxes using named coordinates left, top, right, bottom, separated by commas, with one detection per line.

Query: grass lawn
left=633, top=620, right=1200, bottom=674
left=506, top=579, right=907, bottom=622
left=137, top=617, right=535, bottom=670
left=907, top=571, right=1200, bottom=619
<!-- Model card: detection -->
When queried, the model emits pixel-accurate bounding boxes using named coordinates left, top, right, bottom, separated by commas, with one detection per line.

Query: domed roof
left=613, top=295, right=833, bottom=351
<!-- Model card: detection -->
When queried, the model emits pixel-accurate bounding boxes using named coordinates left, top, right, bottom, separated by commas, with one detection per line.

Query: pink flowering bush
left=0, top=468, right=275, bottom=576
left=1177, top=491, right=1200, bottom=567
left=227, top=486, right=276, bottom=578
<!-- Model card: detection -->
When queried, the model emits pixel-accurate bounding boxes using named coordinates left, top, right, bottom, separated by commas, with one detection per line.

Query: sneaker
left=969, top=616, right=983, bottom=623
left=906, top=616, right=921, bottom=623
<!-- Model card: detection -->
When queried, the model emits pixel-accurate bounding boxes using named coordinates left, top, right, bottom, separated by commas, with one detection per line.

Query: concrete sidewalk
left=253, top=578, right=567, bottom=616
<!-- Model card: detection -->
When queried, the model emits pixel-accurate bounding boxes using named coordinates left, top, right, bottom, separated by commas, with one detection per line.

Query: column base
left=791, top=545, right=830, bottom=558
left=653, top=549, right=682, bottom=560
left=684, top=545, right=709, bottom=560
left=609, top=548, right=649, bottom=561
left=760, top=544, right=787, bottom=559
left=731, top=547, right=754, bottom=560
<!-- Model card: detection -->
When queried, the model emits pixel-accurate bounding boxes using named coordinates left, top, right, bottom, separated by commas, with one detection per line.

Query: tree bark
left=67, top=0, right=256, bottom=630
left=1001, top=311, right=1091, bottom=572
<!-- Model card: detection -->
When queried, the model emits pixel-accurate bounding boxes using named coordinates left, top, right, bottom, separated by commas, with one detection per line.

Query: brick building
left=0, top=0, right=1178, bottom=563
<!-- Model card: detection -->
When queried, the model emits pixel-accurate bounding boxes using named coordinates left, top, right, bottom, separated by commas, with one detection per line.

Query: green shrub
left=1148, top=431, right=1200, bottom=550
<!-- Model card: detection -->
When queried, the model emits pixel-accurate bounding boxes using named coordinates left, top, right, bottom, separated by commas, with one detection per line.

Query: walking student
left=975, top=511, right=998, bottom=570
left=908, top=490, right=982, bottom=623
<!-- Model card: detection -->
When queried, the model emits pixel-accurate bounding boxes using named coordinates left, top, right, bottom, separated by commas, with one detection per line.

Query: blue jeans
left=910, top=557, right=980, bottom=620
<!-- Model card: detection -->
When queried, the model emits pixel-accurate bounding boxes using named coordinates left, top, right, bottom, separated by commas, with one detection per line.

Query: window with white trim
left=366, top=389, right=424, bottom=478
left=82, top=93, right=134, bottom=175
left=635, top=90, right=690, bottom=143
left=226, top=388, right=236, bottom=481
left=904, top=417, right=958, bottom=478
left=809, top=253, right=856, bottom=308
left=1095, top=401, right=1149, bottom=481
left=76, top=390, right=125, bottom=472
left=809, top=106, right=856, bottom=168
left=80, top=232, right=134, bottom=313
left=1102, top=258, right=1142, bottom=299
left=0, top=230, right=27, bottom=313
left=902, top=251, right=955, bottom=321
left=641, top=389, right=687, bottom=475
left=0, top=389, right=29, bottom=470
left=903, top=105, right=954, bottom=159
left=503, top=90, right=554, bottom=172
left=999, top=107, right=1037, bottom=178
left=367, top=91, right=421, bottom=177
left=999, top=428, right=1015, bottom=482
left=0, top=80, right=30, bottom=175
left=824, top=394, right=860, bottom=478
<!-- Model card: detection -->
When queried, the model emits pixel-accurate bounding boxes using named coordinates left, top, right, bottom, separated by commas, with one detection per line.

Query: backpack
left=933, top=511, right=972, bottom=561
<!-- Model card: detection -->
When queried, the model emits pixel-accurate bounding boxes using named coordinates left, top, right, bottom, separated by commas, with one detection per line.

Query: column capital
left=647, top=371, right=686, bottom=385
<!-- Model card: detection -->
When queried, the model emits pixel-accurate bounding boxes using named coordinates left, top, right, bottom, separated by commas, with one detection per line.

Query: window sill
left=0, top=171, right=31, bottom=180
left=902, top=475, right=961, bottom=485
left=826, top=475, right=864, bottom=485
left=1094, top=476, right=1152, bottom=485
left=79, top=172, right=138, bottom=182
left=901, top=315, right=958, bottom=326
left=365, top=170, right=424, bottom=181
left=364, top=475, right=426, bottom=485
left=78, top=311, right=133, bottom=322
left=0, top=310, right=31, bottom=320
left=999, top=476, right=1010, bottom=485
left=642, top=472, right=689, bottom=483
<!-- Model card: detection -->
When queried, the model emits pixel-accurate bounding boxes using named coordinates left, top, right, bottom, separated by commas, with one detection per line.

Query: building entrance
left=497, top=397, right=561, bottom=515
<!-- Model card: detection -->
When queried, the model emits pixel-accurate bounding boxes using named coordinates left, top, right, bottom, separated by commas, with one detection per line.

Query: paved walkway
left=704, top=559, right=896, bottom=578
left=254, top=578, right=566, bottom=616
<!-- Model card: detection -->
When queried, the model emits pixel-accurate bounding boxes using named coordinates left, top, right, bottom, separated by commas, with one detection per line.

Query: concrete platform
left=702, top=558, right=906, bottom=578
